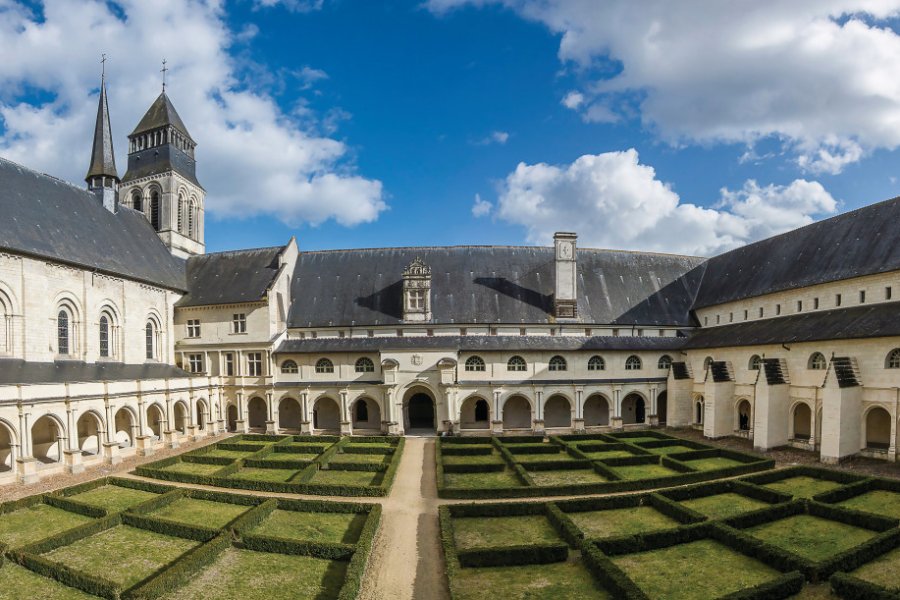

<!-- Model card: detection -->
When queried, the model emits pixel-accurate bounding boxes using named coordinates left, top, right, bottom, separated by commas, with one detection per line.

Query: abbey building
left=1, top=75, right=900, bottom=485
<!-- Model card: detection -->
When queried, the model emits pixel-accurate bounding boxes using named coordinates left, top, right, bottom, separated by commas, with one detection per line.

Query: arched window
left=0, top=293, right=8, bottom=354
left=315, top=358, right=334, bottom=374
left=808, top=352, right=827, bottom=370
left=57, top=309, right=70, bottom=355
left=99, top=315, right=110, bottom=358
left=150, top=190, right=161, bottom=231
left=145, top=321, right=156, bottom=360
left=131, top=190, right=143, bottom=213
left=703, top=356, right=714, bottom=371
left=465, top=356, right=486, bottom=372
left=549, top=355, right=567, bottom=372
left=507, top=356, right=527, bottom=372
left=355, top=357, right=375, bottom=373
left=749, top=355, right=762, bottom=370
left=588, top=355, right=605, bottom=371
left=625, top=355, right=642, bottom=370
left=281, top=360, right=299, bottom=374
left=188, top=200, right=197, bottom=239
left=658, top=355, right=672, bottom=370
left=887, top=349, right=900, bottom=369
left=177, top=194, right=185, bottom=234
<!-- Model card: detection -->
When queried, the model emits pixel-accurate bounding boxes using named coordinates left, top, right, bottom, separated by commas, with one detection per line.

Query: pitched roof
left=287, top=246, right=706, bottom=328
left=85, top=79, right=118, bottom=181
left=694, top=196, right=900, bottom=308
left=0, top=157, right=186, bottom=291
left=177, top=246, right=285, bottom=307
left=682, top=301, right=900, bottom=349
left=130, top=92, right=193, bottom=141
left=0, top=359, right=190, bottom=385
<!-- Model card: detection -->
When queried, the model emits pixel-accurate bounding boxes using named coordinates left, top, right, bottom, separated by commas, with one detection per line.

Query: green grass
left=0, top=562, right=97, bottom=599
left=581, top=450, right=637, bottom=460
left=252, top=510, right=367, bottom=544
left=68, top=485, right=159, bottom=512
left=837, top=490, right=900, bottom=519
left=640, top=445, right=698, bottom=455
left=0, top=503, right=94, bottom=548
left=233, top=467, right=301, bottom=483
left=310, top=469, right=381, bottom=486
left=680, top=493, right=771, bottom=520
left=149, top=497, right=250, bottom=528
left=612, top=539, right=780, bottom=600
left=850, top=544, right=900, bottom=588
left=528, top=469, right=607, bottom=486
left=453, top=515, right=561, bottom=549
left=44, top=525, right=198, bottom=588
left=513, top=453, right=576, bottom=464
left=159, top=547, right=347, bottom=600
left=568, top=506, right=680, bottom=539
left=683, top=457, right=746, bottom=471
left=161, top=461, right=225, bottom=476
left=762, top=476, right=843, bottom=499
left=199, top=449, right=256, bottom=459
left=615, top=436, right=664, bottom=444
left=280, top=443, right=330, bottom=454
left=443, top=444, right=493, bottom=451
left=328, top=452, right=387, bottom=464
left=746, top=515, right=876, bottom=561
left=442, top=453, right=505, bottom=466
left=345, top=442, right=392, bottom=448
left=443, top=470, right=525, bottom=489
left=610, top=463, right=680, bottom=480
left=452, top=560, right=610, bottom=600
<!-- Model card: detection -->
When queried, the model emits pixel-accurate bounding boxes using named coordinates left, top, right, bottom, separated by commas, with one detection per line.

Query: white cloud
left=561, top=91, right=584, bottom=110
left=427, top=0, right=900, bottom=173
left=0, top=0, right=385, bottom=228
left=472, top=193, right=493, bottom=217
left=254, top=0, right=324, bottom=12
left=474, top=130, right=510, bottom=145
left=295, top=66, right=328, bottom=90
left=493, top=149, right=837, bottom=256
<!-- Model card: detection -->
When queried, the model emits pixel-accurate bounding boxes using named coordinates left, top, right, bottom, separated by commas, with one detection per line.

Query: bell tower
left=118, top=68, right=205, bottom=258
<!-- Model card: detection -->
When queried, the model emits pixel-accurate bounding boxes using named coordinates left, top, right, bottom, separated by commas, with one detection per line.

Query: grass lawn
left=529, top=469, right=607, bottom=486
left=280, top=443, right=329, bottom=454
left=513, top=453, right=576, bottom=464
left=68, top=485, right=159, bottom=512
left=161, top=461, right=225, bottom=476
left=442, top=453, right=504, bottom=466
left=44, top=525, right=198, bottom=588
left=0, top=503, right=94, bottom=548
left=252, top=510, right=367, bottom=544
left=837, top=490, right=900, bottom=519
left=453, top=515, right=561, bottom=549
left=452, top=561, right=610, bottom=600
left=613, top=539, right=780, bottom=600
left=328, top=453, right=387, bottom=464
left=149, top=497, right=250, bottom=528
left=680, top=493, right=771, bottom=520
left=0, top=562, right=97, bottom=599
left=345, top=442, right=393, bottom=448
left=850, top=544, right=900, bottom=588
left=788, top=583, right=841, bottom=599
left=310, top=469, right=381, bottom=486
left=615, top=436, right=664, bottom=444
left=581, top=450, right=637, bottom=460
left=640, top=445, right=698, bottom=455
left=443, top=470, right=525, bottom=489
left=746, top=515, right=876, bottom=561
left=233, top=467, right=300, bottom=483
left=762, top=476, right=843, bottom=499
left=159, top=547, right=347, bottom=600
left=568, top=506, right=679, bottom=539
left=683, top=457, right=746, bottom=471
left=199, top=449, right=256, bottom=459
left=443, top=444, right=494, bottom=451
left=611, top=463, right=680, bottom=480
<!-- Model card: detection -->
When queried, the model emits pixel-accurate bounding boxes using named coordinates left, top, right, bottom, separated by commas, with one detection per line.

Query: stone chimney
left=402, top=257, right=432, bottom=322
left=554, top=232, right=577, bottom=319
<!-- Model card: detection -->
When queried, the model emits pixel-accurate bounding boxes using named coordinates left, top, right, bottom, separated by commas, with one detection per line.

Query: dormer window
left=402, top=258, right=432, bottom=322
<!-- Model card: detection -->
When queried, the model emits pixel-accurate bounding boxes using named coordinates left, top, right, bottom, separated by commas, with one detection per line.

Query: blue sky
left=3, top=1, right=900, bottom=256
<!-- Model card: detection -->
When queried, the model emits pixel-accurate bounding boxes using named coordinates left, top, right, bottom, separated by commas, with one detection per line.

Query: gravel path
left=358, top=436, right=450, bottom=600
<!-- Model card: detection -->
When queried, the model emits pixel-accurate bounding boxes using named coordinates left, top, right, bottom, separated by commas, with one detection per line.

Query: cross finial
left=101, top=53, right=108, bottom=80
left=161, top=59, right=168, bottom=93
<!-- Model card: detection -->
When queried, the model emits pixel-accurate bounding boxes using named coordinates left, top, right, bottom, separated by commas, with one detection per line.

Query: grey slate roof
left=682, top=301, right=900, bottom=349
left=130, top=92, right=193, bottom=141
left=693, top=196, right=900, bottom=308
left=0, top=359, right=190, bottom=385
left=0, top=157, right=186, bottom=291
left=121, top=144, right=201, bottom=187
left=275, top=335, right=687, bottom=354
left=85, top=79, right=118, bottom=181
left=288, top=246, right=706, bottom=328
left=177, top=246, right=284, bottom=307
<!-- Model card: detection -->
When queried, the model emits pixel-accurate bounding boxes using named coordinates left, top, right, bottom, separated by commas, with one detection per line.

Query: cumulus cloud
left=0, top=0, right=385, bottom=228
left=254, top=0, right=324, bottom=12
left=493, top=149, right=837, bottom=256
left=474, top=130, right=510, bottom=145
left=561, top=91, right=584, bottom=110
left=427, top=0, right=900, bottom=173
left=472, top=193, right=493, bottom=217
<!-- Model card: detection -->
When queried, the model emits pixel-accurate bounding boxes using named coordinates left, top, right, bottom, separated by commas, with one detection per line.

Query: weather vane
left=161, top=59, right=168, bottom=93
left=101, top=53, right=107, bottom=79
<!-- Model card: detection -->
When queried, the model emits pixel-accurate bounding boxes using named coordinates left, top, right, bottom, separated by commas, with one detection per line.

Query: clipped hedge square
left=328, top=453, right=387, bottom=464
left=160, top=462, right=225, bottom=477
left=443, top=470, right=524, bottom=489
left=849, top=544, right=900, bottom=589
left=610, top=463, right=680, bottom=480
left=453, top=515, right=562, bottom=550
left=745, top=514, right=877, bottom=562
left=149, top=497, right=250, bottom=528
left=67, top=484, right=160, bottom=512
left=679, top=492, right=771, bottom=520
left=761, top=476, right=843, bottom=499
left=568, top=505, right=680, bottom=539
left=838, top=490, right=900, bottom=519
left=309, top=469, right=382, bottom=486
left=251, top=509, right=367, bottom=544
left=442, top=453, right=505, bottom=466
left=638, top=444, right=698, bottom=455
left=0, top=503, right=94, bottom=548
left=0, top=561, right=96, bottom=599
left=682, top=457, right=746, bottom=471
left=528, top=469, right=607, bottom=486
left=233, top=467, right=300, bottom=483
left=452, top=561, right=610, bottom=599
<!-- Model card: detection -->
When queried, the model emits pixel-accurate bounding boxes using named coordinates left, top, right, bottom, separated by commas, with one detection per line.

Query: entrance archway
left=460, top=397, right=490, bottom=429
left=866, top=407, right=891, bottom=449
left=622, top=393, right=646, bottom=424
left=278, top=397, right=302, bottom=431
left=226, top=405, right=238, bottom=432
left=406, top=392, right=435, bottom=431
left=352, top=398, right=381, bottom=430
left=583, top=394, right=610, bottom=427
left=737, top=400, right=751, bottom=431
left=247, top=397, right=267, bottom=430
left=76, top=411, right=103, bottom=455
left=113, top=408, right=135, bottom=448
left=502, top=396, right=532, bottom=429
left=543, top=395, right=572, bottom=428
left=313, top=397, right=341, bottom=431
left=32, top=415, right=63, bottom=463
left=656, top=391, right=668, bottom=425
left=792, top=403, right=812, bottom=440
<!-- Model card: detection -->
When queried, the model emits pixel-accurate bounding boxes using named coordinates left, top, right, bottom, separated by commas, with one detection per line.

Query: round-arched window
left=588, top=355, right=605, bottom=371
left=355, top=357, right=375, bottom=373
left=315, top=358, right=334, bottom=374
left=507, top=356, right=527, bottom=372
left=281, top=360, right=299, bottom=374
left=625, top=355, right=642, bottom=370
left=808, top=352, right=827, bottom=370
left=887, top=349, right=900, bottom=369
left=465, top=356, right=486, bottom=372
left=658, top=355, right=672, bottom=370
left=749, top=355, right=762, bottom=370
left=549, top=355, right=567, bottom=372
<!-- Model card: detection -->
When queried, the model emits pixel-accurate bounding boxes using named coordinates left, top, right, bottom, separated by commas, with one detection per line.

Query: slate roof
left=682, top=301, right=900, bottom=349
left=85, top=79, right=118, bottom=181
left=275, top=335, right=687, bottom=354
left=121, top=143, right=201, bottom=187
left=0, top=157, right=186, bottom=291
left=693, top=196, right=900, bottom=309
left=287, top=246, right=706, bottom=328
left=177, top=246, right=285, bottom=307
left=130, top=92, right=193, bottom=141
left=0, top=359, right=191, bottom=385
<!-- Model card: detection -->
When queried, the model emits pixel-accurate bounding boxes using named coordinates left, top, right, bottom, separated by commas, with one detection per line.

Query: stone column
left=610, top=387, right=624, bottom=430
left=300, top=391, right=312, bottom=434
left=533, top=390, right=545, bottom=435
left=63, top=406, right=84, bottom=475
left=265, top=391, right=278, bottom=434
left=573, top=387, right=585, bottom=433
left=235, top=391, right=248, bottom=434
left=491, top=389, right=503, bottom=434
left=16, top=410, right=38, bottom=484
left=102, top=400, right=121, bottom=465
left=340, top=390, right=352, bottom=435
left=649, top=386, right=659, bottom=427
left=135, top=396, right=154, bottom=457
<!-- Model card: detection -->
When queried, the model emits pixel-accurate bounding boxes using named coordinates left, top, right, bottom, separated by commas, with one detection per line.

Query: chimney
left=554, top=232, right=577, bottom=319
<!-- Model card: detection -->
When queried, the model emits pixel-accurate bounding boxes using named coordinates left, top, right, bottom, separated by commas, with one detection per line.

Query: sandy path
left=359, top=436, right=450, bottom=600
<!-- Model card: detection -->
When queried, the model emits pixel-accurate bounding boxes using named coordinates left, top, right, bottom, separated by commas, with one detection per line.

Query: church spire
left=86, top=55, right=119, bottom=211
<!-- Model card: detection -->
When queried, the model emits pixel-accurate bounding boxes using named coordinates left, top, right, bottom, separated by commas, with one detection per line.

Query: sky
left=3, top=1, right=900, bottom=256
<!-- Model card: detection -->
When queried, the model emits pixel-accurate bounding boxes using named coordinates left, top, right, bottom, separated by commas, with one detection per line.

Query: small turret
left=85, top=58, right=119, bottom=213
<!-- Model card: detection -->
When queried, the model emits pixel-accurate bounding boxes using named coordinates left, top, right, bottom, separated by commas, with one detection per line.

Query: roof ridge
left=299, top=244, right=704, bottom=259
left=200, top=244, right=285, bottom=257
left=0, top=156, right=93, bottom=196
